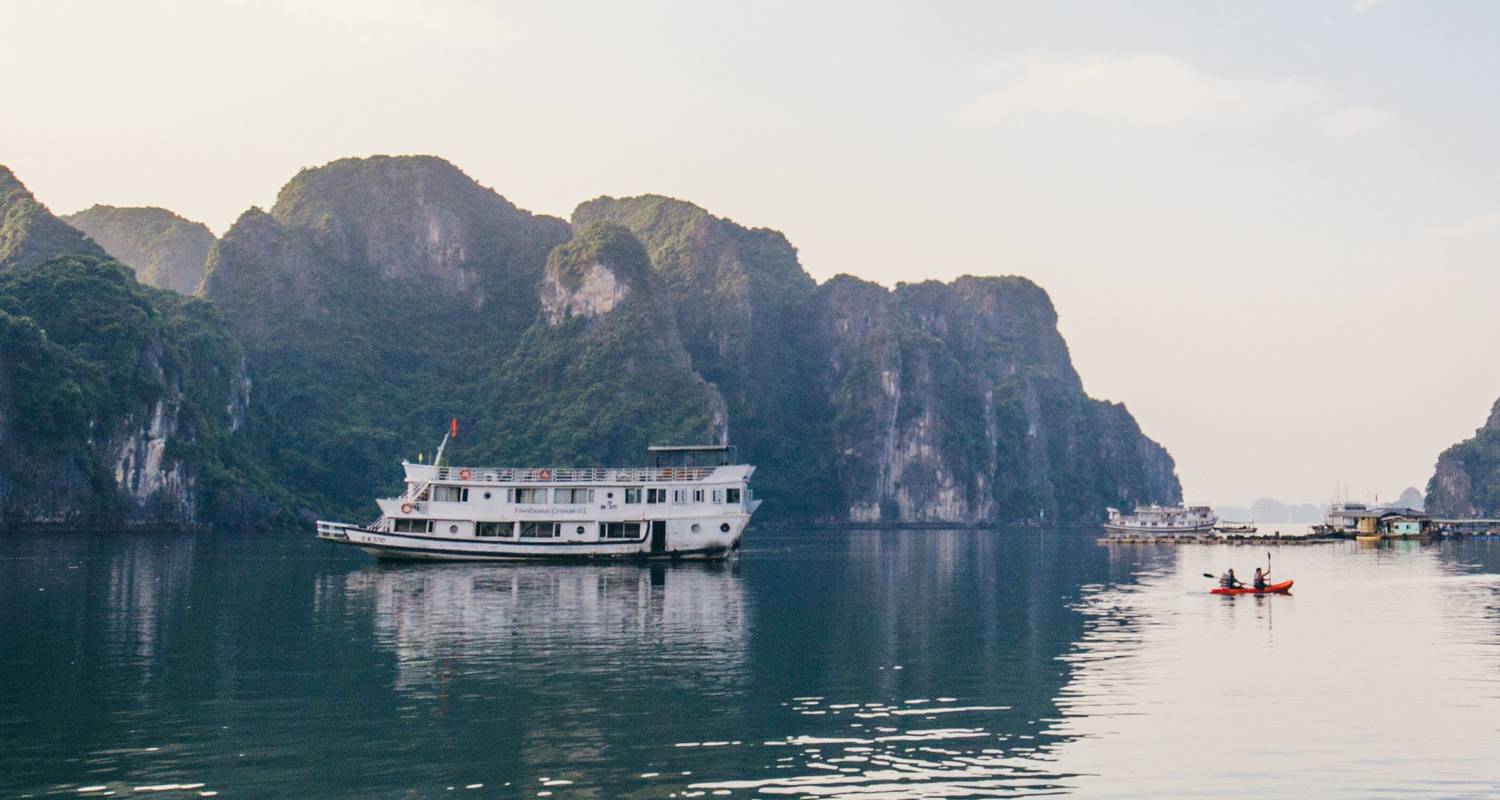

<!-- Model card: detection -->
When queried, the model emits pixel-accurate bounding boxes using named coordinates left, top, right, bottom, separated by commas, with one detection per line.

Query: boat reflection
left=329, top=561, right=749, bottom=692
left=314, top=560, right=751, bottom=795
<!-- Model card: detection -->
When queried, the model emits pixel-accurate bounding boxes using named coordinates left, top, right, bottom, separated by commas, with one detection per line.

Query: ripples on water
left=2, top=531, right=1499, bottom=797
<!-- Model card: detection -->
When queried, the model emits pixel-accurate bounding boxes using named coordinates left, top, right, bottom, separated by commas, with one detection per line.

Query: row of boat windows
left=427, top=486, right=742, bottom=505
left=390, top=519, right=645, bottom=540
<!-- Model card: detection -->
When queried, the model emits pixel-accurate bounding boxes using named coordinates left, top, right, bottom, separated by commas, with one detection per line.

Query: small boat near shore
left=316, top=437, right=760, bottom=562
left=1214, top=521, right=1258, bottom=535
left=1104, top=504, right=1218, bottom=535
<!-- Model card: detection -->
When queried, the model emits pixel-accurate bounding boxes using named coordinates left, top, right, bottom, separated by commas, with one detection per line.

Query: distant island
left=1217, top=487, right=1424, bottom=524
left=1215, top=499, right=1328, bottom=524
left=0, top=157, right=1182, bottom=530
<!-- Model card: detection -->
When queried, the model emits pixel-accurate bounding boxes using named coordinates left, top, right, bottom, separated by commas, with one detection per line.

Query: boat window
left=475, top=521, right=510, bottom=538
left=393, top=518, right=432, bottom=533
left=726, top=488, right=741, bottom=504
left=432, top=486, right=468, bottom=502
left=553, top=488, right=593, bottom=504
left=673, top=489, right=690, bottom=503
left=624, top=488, right=642, bottom=504
left=693, top=489, right=705, bottom=503
left=601, top=522, right=641, bottom=540
left=514, top=488, right=547, bottom=504
left=519, top=521, right=558, bottom=538
left=646, top=488, right=667, bottom=504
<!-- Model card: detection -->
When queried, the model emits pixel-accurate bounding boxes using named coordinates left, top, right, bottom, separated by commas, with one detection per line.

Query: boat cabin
left=649, top=444, right=737, bottom=469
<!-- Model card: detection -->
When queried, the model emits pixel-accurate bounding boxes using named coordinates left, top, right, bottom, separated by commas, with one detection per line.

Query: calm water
left=3, top=529, right=1500, bottom=798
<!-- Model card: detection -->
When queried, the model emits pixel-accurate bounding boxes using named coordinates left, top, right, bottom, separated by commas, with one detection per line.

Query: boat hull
left=317, top=521, right=742, bottom=562
left=1210, top=579, right=1294, bottom=596
left=1103, top=523, right=1216, bottom=535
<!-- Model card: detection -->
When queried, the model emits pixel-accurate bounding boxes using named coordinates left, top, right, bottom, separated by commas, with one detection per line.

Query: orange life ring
left=400, top=502, right=414, bottom=514
left=538, top=468, right=553, bottom=480
left=458, top=468, right=473, bottom=480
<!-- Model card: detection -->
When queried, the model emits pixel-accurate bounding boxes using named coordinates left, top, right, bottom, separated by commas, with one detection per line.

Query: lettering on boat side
left=514, top=504, right=588, bottom=514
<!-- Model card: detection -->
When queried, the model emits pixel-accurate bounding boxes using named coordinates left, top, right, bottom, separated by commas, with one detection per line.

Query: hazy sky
left=5, top=0, right=1498, bottom=506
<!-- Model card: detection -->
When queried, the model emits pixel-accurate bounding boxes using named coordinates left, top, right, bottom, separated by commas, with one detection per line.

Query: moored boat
left=1104, top=504, right=1217, bottom=535
left=316, top=439, right=760, bottom=562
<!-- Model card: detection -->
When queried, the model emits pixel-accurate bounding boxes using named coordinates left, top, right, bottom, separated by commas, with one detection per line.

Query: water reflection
left=681, top=529, right=1120, bottom=798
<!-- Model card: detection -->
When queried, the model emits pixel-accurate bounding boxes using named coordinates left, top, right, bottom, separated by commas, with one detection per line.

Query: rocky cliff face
left=201, top=158, right=717, bottom=518
left=478, top=222, right=726, bottom=466
left=1427, top=399, right=1500, bottom=516
left=267, top=155, right=569, bottom=328
left=572, top=195, right=1179, bottom=524
left=807, top=275, right=1178, bottom=524
left=0, top=255, right=273, bottom=529
left=571, top=196, right=827, bottom=516
left=62, top=205, right=215, bottom=294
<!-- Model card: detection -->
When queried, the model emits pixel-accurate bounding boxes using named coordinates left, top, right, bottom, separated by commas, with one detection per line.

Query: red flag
left=450, top=418, right=458, bottom=439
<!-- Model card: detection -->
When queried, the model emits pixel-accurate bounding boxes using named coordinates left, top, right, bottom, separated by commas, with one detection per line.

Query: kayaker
left=1218, top=569, right=1243, bottom=590
left=1253, top=567, right=1270, bottom=591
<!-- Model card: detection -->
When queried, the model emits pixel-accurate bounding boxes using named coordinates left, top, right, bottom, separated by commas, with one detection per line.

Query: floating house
left=1347, top=507, right=1430, bottom=539
left=1316, top=503, right=1429, bottom=538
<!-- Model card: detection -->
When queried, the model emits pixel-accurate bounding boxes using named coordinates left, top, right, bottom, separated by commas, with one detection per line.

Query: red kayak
left=1211, top=580, right=1293, bottom=596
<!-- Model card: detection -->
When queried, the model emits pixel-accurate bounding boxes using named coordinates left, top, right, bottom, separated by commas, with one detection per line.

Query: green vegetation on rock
left=0, top=166, right=105, bottom=271
left=0, top=255, right=283, bottom=527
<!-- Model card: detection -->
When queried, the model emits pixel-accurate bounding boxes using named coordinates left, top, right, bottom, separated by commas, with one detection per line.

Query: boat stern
left=316, top=520, right=360, bottom=542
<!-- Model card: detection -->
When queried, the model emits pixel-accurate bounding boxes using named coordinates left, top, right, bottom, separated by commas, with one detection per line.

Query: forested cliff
left=0, top=168, right=281, bottom=528
left=1428, top=401, right=1500, bottom=516
left=0, top=156, right=1180, bottom=529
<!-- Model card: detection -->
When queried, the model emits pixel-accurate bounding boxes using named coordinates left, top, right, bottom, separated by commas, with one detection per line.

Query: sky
left=4, top=0, right=1498, bottom=506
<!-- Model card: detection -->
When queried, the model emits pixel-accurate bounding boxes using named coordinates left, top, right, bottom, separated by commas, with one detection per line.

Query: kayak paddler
left=1252, top=566, right=1270, bottom=591
left=1218, top=568, right=1243, bottom=590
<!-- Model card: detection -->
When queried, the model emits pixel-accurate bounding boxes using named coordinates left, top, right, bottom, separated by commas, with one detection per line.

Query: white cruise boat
left=316, top=441, right=760, bottom=561
left=1103, top=504, right=1217, bottom=535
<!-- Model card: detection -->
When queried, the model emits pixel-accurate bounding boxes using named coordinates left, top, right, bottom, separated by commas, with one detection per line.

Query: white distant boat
left=316, top=438, right=759, bottom=561
left=1104, top=504, right=1217, bottom=535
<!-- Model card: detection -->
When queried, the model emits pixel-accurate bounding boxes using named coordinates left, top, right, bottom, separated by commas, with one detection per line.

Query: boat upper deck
left=406, top=462, right=750, bottom=485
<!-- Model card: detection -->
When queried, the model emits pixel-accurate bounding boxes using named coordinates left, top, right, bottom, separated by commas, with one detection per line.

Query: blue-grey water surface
left=3, top=529, right=1500, bottom=798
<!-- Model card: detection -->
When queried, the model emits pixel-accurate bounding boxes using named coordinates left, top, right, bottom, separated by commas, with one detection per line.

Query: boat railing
left=428, top=466, right=719, bottom=483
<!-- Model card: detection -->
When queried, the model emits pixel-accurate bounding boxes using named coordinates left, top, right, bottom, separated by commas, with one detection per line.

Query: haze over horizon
left=6, top=0, right=1497, bottom=506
